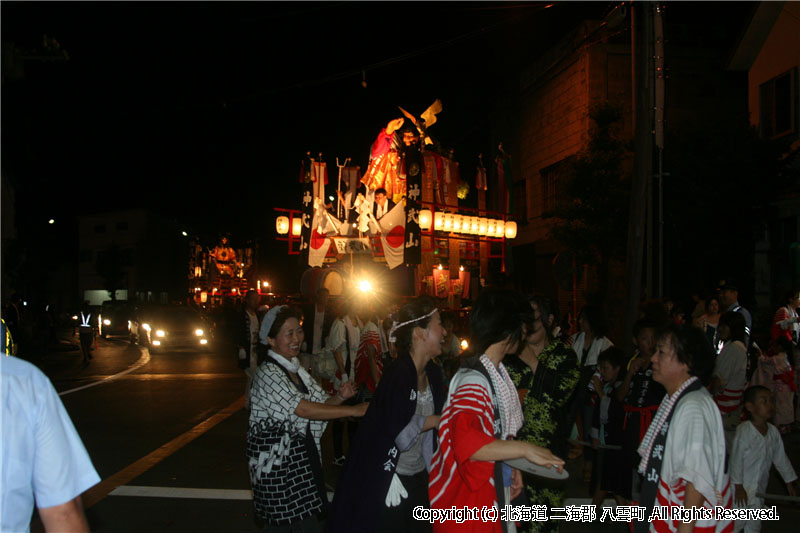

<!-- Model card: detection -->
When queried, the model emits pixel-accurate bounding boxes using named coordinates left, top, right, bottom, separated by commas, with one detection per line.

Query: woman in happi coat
left=634, top=324, right=733, bottom=533
left=247, top=306, right=367, bottom=533
left=327, top=298, right=447, bottom=533
left=504, top=295, right=579, bottom=533
left=428, top=288, right=565, bottom=533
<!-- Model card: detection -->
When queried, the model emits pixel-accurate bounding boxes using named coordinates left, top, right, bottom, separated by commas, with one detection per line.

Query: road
left=29, top=333, right=799, bottom=532
left=35, top=334, right=258, bottom=532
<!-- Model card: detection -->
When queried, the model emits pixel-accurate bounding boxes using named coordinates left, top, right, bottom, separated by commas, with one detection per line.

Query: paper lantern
left=434, top=211, right=444, bottom=231
left=453, top=214, right=463, bottom=232
left=487, top=219, right=497, bottom=237
left=276, top=216, right=290, bottom=235
left=419, top=209, right=433, bottom=230
left=504, top=221, right=518, bottom=239
left=291, top=217, right=302, bottom=236
left=495, top=220, right=505, bottom=238
left=470, top=216, right=480, bottom=235
left=478, top=218, right=488, bottom=236
left=444, top=213, right=454, bottom=231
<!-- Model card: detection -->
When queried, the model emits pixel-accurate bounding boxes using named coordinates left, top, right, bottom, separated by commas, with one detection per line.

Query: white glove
left=385, top=473, right=408, bottom=507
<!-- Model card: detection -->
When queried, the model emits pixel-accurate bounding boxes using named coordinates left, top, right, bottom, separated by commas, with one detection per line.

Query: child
left=750, top=338, right=796, bottom=433
left=730, top=385, right=797, bottom=533
left=590, top=346, right=629, bottom=506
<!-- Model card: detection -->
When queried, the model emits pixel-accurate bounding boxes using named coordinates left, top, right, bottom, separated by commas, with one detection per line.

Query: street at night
left=3, top=2, right=800, bottom=533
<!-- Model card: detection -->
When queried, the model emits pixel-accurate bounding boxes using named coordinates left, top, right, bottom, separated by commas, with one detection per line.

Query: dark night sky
left=2, top=2, right=617, bottom=237
left=2, top=1, right=755, bottom=294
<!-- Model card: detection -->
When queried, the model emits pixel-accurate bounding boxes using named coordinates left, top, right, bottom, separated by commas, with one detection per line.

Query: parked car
left=134, top=306, right=210, bottom=352
left=98, top=301, right=135, bottom=340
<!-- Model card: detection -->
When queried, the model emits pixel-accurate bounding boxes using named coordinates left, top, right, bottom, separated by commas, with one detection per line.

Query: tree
left=544, top=102, right=631, bottom=302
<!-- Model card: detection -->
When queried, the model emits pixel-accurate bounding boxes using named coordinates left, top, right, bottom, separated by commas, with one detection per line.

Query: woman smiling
left=247, top=305, right=367, bottom=532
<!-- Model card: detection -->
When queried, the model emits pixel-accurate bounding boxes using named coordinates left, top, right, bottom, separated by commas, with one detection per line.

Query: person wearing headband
left=428, top=288, right=565, bottom=533
left=327, top=298, right=446, bottom=533
left=248, top=305, right=367, bottom=532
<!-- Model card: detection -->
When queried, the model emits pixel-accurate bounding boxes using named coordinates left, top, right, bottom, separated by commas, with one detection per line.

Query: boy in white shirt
left=730, top=385, right=797, bottom=532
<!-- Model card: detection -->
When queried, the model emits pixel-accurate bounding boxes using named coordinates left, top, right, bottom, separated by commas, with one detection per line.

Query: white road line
left=59, top=348, right=151, bottom=396
left=110, top=486, right=253, bottom=500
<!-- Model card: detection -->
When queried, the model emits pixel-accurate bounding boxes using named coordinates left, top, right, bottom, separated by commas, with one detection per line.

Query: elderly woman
left=635, top=324, right=732, bottom=533
left=505, top=295, right=579, bottom=533
left=428, top=288, right=564, bottom=533
left=328, top=298, right=446, bottom=533
left=248, top=306, right=367, bottom=533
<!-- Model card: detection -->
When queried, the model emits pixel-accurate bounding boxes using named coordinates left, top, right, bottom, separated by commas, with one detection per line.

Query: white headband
left=388, top=308, right=438, bottom=343
left=259, top=305, right=287, bottom=345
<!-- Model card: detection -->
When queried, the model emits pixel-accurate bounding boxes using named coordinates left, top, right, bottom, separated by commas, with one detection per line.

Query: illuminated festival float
left=274, top=100, right=518, bottom=304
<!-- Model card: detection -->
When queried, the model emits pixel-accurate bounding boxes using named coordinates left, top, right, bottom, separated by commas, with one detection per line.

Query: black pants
left=332, top=396, right=358, bottom=458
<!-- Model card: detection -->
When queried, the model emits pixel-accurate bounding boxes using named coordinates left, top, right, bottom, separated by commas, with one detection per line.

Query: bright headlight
left=155, top=330, right=165, bottom=337
left=194, top=329, right=204, bottom=336
left=142, top=323, right=151, bottom=332
left=200, top=339, right=208, bottom=345
left=460, top=339, right=469, bottom=351
left=103, top=319, right=111, bottom=326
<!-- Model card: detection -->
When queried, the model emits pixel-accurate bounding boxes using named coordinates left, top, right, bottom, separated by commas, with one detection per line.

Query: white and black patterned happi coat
left=247, top=359, right=329, bottom=526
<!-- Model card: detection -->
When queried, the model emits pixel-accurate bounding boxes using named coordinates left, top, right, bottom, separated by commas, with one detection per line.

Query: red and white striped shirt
left=355, top=323, right=383, bottom=394
left=428, top=370, right=499, bottom=532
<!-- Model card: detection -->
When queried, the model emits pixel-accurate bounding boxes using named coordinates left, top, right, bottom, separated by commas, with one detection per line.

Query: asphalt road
left=28, top=333, right=800, bottom=532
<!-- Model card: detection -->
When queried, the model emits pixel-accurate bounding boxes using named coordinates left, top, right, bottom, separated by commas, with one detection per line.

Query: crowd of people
left=233, top=278, right=800, bottom=533
left=3, top=278, right=800, bottom=533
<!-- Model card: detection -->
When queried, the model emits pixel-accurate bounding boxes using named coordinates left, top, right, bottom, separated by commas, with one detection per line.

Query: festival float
left=187, top=235, right=260, bottom=306
left=274, top=100, right=517, bottom=304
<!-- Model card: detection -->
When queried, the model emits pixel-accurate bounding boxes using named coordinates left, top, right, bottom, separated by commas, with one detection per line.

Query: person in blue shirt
left=1, top=354, right=100, bottom=532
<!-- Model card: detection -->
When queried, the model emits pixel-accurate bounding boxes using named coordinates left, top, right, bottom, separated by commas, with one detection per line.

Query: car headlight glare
left=200, top=339, right=208, bottom=345
left=156, top=330, right=165, bottom=337
left=195, top=329, right=204, bottom=336
left=103, top=319, right=111, bottom=326
left=142, top=323, right=151, bottom=332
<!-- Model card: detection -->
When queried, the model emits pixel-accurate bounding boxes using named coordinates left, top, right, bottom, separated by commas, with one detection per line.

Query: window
left=759, top=68, right=798, bottom=139
left=94, top=224, right=106, bottom=233
left=512, top=179, right=528, bottom=226
left=116, top=221, right=128, bottom=231
left=540, top=157, right=573, bottom=215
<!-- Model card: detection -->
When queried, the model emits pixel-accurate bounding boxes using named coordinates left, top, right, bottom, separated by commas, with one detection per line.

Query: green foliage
left=544, top=102, right=631, bottom=269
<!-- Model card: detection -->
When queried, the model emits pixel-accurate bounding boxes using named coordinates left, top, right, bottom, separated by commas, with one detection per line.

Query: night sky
left=2, top=2, right=615, bottom=234
left=2, top=1, right=755, bottom=292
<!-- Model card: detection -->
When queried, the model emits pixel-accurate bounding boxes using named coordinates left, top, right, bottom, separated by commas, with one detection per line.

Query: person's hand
left=787, top=482, right=796, bottom=498
left=592, top=438, right=600, bottom=450
left=385, top=118, right=405, bottom=135
left=510, top=468, right=523, bottom=500
left=591, top=375, right=603, bottom=396
left=524, top=443, right=565, bottom=473
left=734, top=484, right=748, bottom=507
left=338, top=381, right=357, bottom=399
left=352, top=402, right=369, bottom=417
left=630, top=356, right=648, bottom=373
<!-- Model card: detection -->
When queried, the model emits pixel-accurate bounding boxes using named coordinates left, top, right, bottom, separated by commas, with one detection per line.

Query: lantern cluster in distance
left=420, top=209, right=517, bottom=239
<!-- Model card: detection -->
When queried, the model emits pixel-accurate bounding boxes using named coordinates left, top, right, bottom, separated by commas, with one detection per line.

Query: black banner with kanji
left=403, top=146, right=422, bottom=266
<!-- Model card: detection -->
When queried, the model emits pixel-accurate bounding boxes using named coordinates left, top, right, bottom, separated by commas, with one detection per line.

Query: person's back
left=1, top=355, right=100, bottom=532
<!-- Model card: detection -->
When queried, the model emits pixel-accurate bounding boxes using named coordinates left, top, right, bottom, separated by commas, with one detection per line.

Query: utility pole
left=624, top=1, right=655, bottom=358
